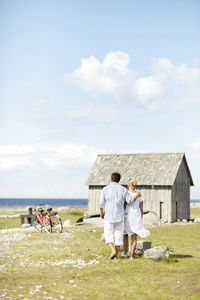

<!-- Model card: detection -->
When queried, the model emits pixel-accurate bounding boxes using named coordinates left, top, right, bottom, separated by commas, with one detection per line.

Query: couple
left=99, top=172, right=150, bottom=259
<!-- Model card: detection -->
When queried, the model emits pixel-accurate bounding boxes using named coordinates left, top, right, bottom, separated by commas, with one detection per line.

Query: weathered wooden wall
left=88, top=186, right=104, bottom=215
left=87, top=185, right=172, bottom=222
left=138, top=186, right=172, bottom=222
left=171, top=160, right=190, bottom=221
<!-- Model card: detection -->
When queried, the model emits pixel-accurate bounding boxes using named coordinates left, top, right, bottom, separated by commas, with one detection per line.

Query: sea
left=191, top=199, right=200, bottom=204
left=0, top=198, right=199, bottom=207
left=0, top=198, right=88, bottom=207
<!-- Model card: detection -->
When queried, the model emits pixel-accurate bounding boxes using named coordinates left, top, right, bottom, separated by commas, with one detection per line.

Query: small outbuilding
left=85, top=152, right=194, bottom=222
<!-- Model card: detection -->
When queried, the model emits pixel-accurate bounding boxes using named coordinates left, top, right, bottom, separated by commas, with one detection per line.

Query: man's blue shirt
left=99, top=182, right=132, bottom=223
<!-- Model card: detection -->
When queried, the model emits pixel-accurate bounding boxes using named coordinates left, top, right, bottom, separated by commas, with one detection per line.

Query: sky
left=0, top=0, right=200, bottom=198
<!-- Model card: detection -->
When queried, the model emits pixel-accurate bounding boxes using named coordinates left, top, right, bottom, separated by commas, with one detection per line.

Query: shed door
left=160, top=202, right=163, bottom=219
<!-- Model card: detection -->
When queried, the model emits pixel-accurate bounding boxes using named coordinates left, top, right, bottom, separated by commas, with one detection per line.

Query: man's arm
left=100, top=207, right=104, bottom=219
left=99, top=189, right=105, bottom=219
left=125, top=189, right=141, bottom=204
left=133, top=191, right=141, bottom=201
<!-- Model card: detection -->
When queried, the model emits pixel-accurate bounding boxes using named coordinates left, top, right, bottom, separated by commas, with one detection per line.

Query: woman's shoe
left=121, top=252, right=129, bottom=258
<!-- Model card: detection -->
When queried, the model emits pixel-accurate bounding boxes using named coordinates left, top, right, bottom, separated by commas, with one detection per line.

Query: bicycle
left=32, top=205, right=52, bottom=233
left=46, top=208, right=63, bottom=233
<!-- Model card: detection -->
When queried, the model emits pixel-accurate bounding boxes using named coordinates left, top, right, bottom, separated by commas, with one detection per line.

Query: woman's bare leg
left=123, top=234, right=129, bottom=254
left=115, top=245, right=120, bottom=258
left=130, top=234, right=137, bottom=258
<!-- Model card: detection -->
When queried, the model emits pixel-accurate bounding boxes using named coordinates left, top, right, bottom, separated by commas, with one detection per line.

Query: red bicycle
left=32, top=206, right=52, bottom=233
left=46, top=208, right=63, bottom=233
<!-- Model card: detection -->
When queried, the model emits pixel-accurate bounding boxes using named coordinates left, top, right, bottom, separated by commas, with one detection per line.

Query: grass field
left=0, top=207, right=87, bottom=230
left=0, top=207, right=200, bottom=299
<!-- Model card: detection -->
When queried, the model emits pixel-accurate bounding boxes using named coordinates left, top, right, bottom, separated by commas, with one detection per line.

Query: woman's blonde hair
left=128, top=178, right=137, bottom=189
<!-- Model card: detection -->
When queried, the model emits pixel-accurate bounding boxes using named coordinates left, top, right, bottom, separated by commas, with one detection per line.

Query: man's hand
left=100, top=208, right=104, bottom=219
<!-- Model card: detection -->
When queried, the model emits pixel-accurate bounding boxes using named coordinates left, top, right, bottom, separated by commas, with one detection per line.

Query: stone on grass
left=21, top=224, right=31, bottom=228
left=135, top=241, right=152, bottom=256
left=120, top=241, right=152, bottom=254
left=63, top=220, right=74, bottom=227
left=69, top=280, right=75, bottom=283
left=143, top=211, right=160, bottom=226
left=83, top=217, right=104, bottom=227
left=194, top=218, right=200, bottom=223
left=144, top=245, right=169, bottom=260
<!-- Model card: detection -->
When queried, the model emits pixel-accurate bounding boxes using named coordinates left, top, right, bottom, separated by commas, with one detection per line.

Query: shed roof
left=85, top=152, right=194, bottom=186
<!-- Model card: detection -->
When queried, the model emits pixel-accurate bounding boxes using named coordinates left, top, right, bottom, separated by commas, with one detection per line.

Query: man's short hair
left=111, top=172, right=121, bottom=183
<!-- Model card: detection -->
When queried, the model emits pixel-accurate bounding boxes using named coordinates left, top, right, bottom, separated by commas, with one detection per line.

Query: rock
left=135, top=241, right=152, bottom=256
left=144, top=245, right=169, bottom=260
left=143, top=211, right=160, bottom=226
left=83, top=217, right=104, bottom=227
left=63, top=220, right=74, bottom=227
left=69, top=280, right=75, bottom=283
left=57, top=207, right=69, bottom=212
left=120, top=240, right=152, bottom=254
left=21, top=224, right=31, bottom=228
left=194, top=218, right=200, bottom=223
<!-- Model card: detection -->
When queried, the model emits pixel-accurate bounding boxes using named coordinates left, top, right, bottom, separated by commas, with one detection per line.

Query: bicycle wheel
left=43, top=215, right=52, bottom=233
left=51, top=214, right=63, bottom=233
left=33, top=215, right=42, bottom=232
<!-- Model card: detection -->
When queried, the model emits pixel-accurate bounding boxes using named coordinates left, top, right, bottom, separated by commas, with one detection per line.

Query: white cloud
left=102, top=51, right=130, bottom=72
left=66, top=52, right=200, bottom=111
left=134, top=76, right=162, bottom=103
left=66, top=51, right=133, bottom=99
left=0, top=143, right=105, bottom=171
left=152, top=58, right=200, bottom=108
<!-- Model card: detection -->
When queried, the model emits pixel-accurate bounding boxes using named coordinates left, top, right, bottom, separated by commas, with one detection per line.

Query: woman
left=122, top=178, right=150, bottom=259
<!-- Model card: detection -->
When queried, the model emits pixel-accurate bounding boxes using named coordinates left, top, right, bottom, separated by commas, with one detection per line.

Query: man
left=99, top=172, right=141, bottom=259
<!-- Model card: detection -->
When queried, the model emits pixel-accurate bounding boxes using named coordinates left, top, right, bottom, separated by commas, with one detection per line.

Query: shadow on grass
left=163, top=254, right=193, bottom=263
left=171, top=254, right=193, bottom=259
left=162, top=254, right=193, bottom=264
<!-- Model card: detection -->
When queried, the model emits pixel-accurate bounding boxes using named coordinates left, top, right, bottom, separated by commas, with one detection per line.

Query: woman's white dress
left=124, top=191, right=150, bottom=238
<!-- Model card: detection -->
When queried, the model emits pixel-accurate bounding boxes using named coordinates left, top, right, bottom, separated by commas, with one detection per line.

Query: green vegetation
left=0, top=207, right=200, bottom=299
left=191, top=206, right=200, bottom=218
left=0, top=207, right=87, bottom=230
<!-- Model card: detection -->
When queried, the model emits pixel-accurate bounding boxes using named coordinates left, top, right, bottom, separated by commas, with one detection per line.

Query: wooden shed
left=85, top=152, right=194, bottom=222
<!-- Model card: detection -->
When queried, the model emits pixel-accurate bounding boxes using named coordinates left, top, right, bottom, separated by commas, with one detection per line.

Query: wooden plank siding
left=88, top=186, right=103, bottom=215
left=88, top=185, right=172, bottom=222
left=137, top=186, right=171, bottom=222
left=171, top=160, right=190, bottom=221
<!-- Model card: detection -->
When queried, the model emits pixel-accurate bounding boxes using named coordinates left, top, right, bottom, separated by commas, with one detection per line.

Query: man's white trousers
left=104, top=219, right=124, bottom=246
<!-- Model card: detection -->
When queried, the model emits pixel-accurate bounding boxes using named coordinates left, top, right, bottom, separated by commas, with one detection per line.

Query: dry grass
left=0, top=207, right=200, bottom=299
